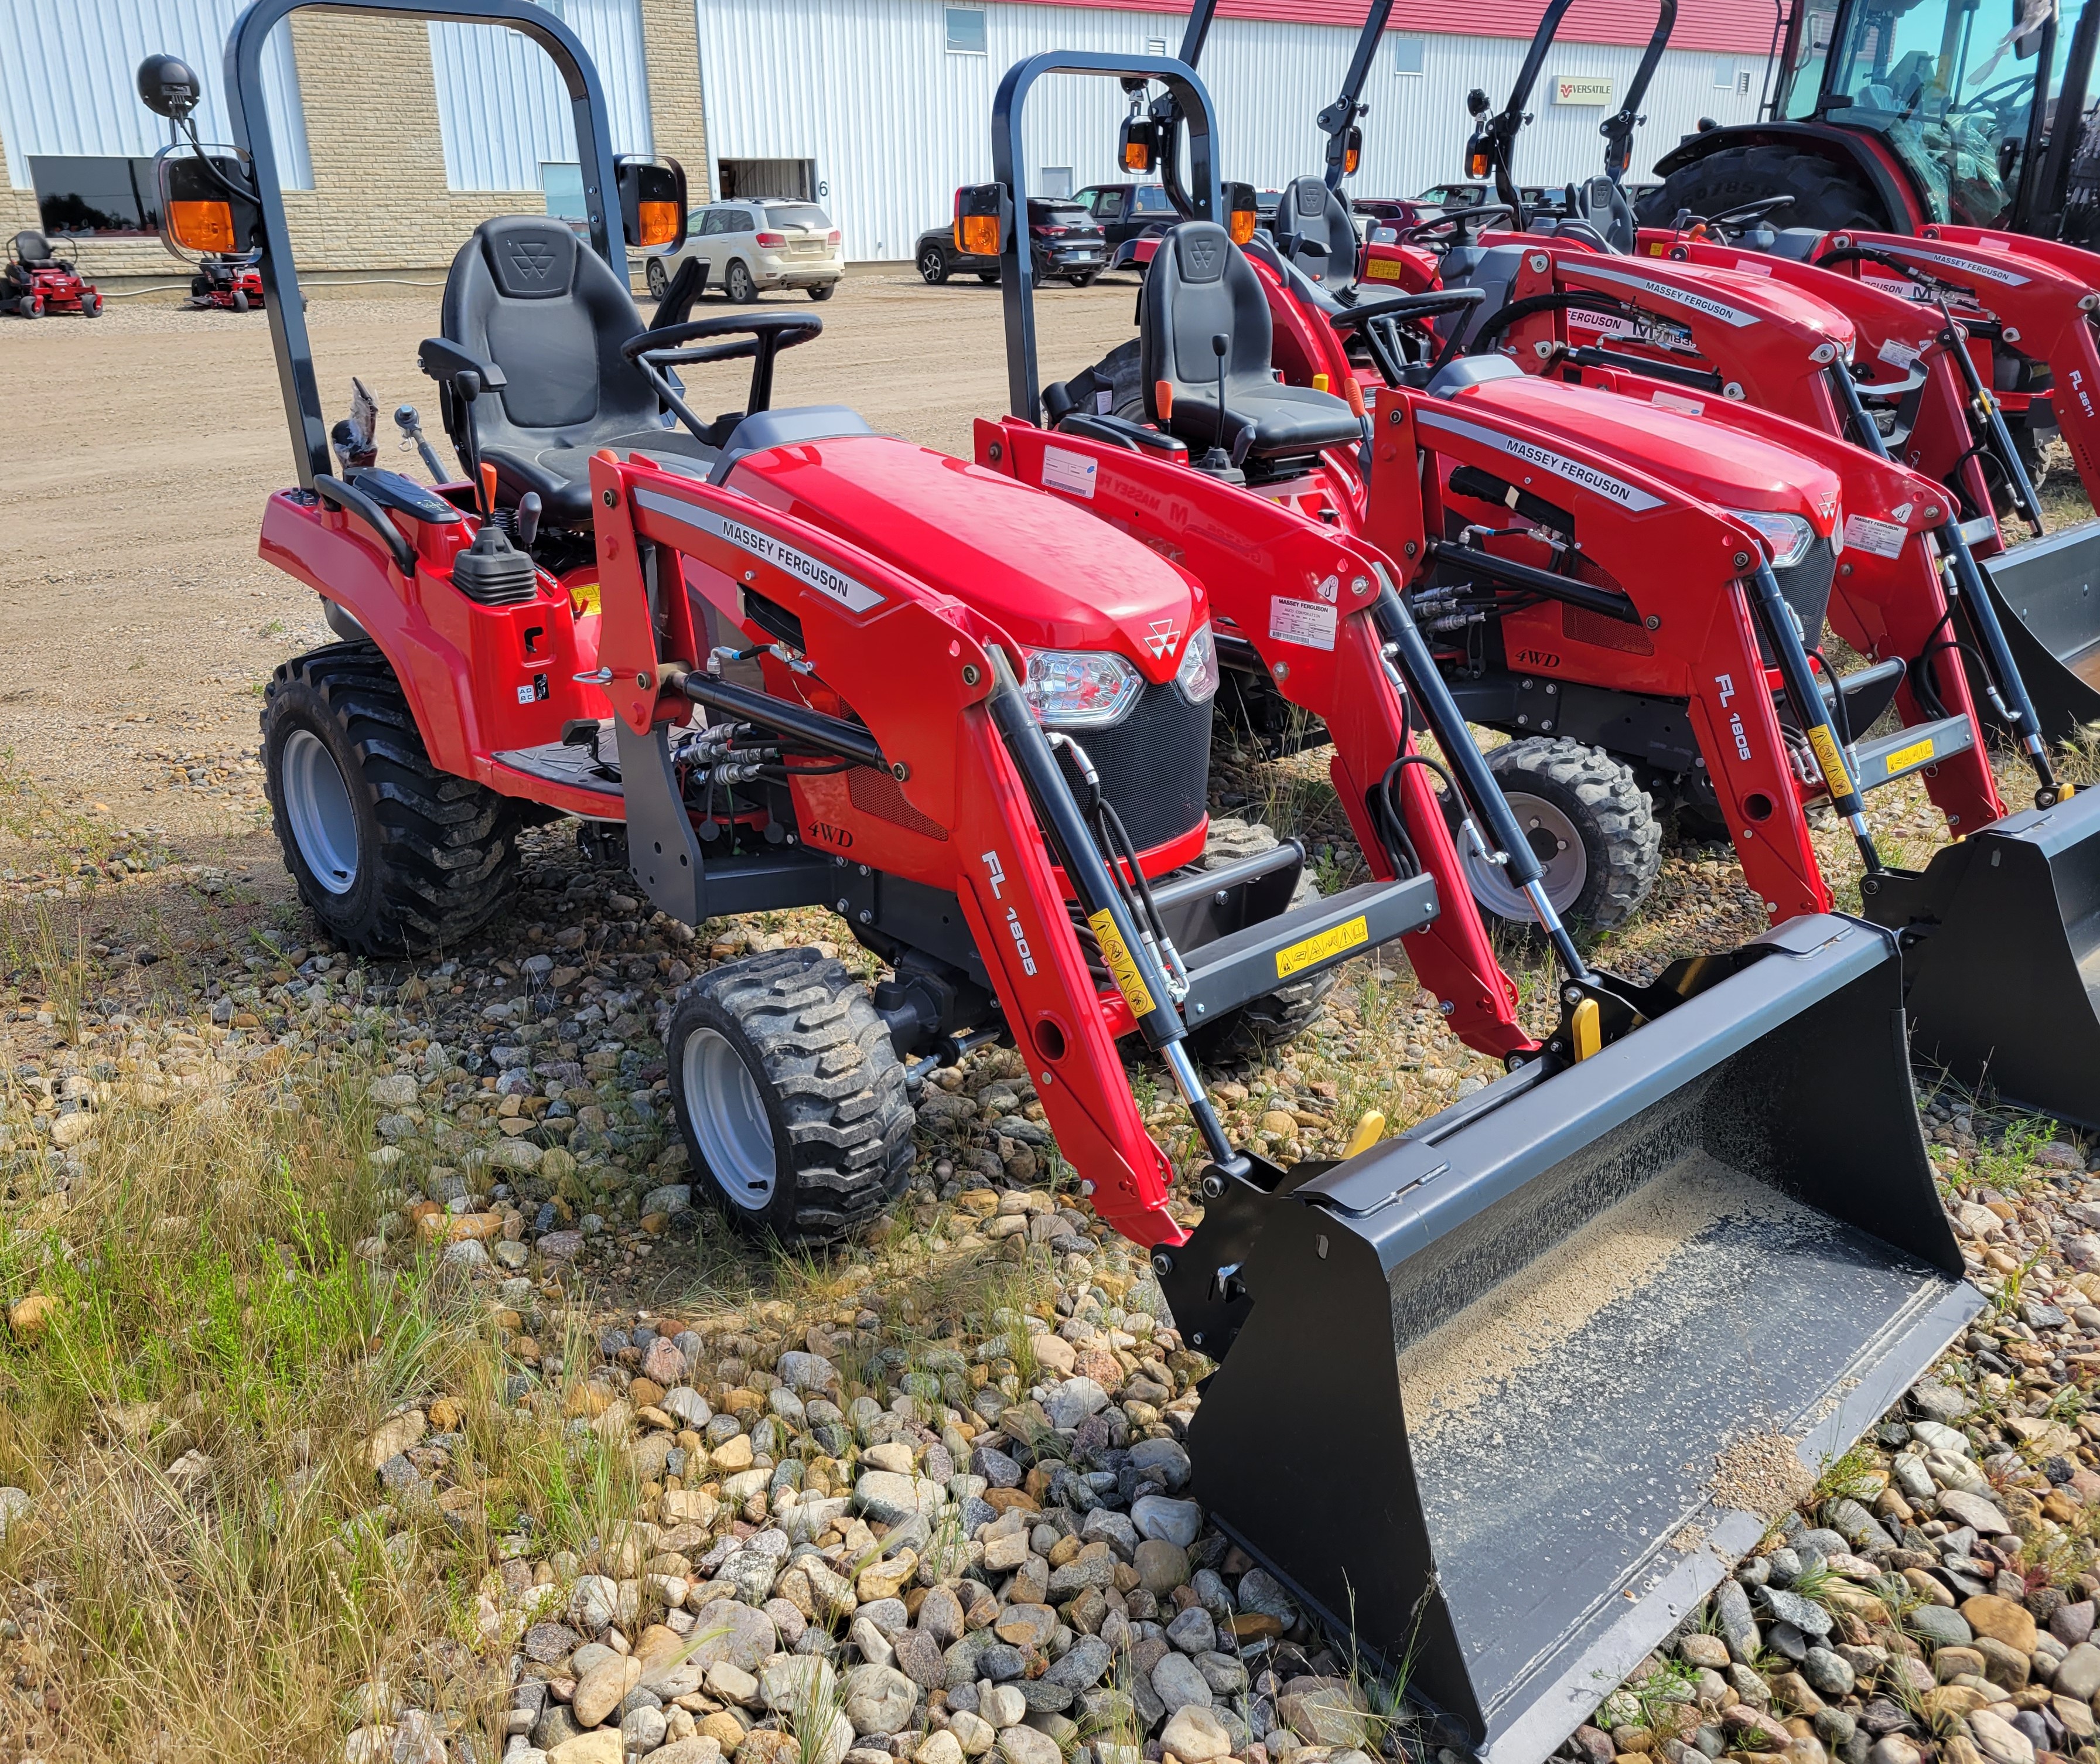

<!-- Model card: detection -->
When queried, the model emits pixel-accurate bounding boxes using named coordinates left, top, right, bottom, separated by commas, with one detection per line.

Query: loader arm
left=589, top=451, right=1189, bottom=1248
left=975, top=417, right=1537, bottom=1062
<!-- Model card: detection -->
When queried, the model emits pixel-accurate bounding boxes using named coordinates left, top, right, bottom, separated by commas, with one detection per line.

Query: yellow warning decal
left=1365, top=256, right=1405, bottom=282
left=1276, top=914, right=1370, bottom=980
left=571, top=578, right=602, bottom=616
left=1088, top=909, right=1156, bottom=1016
left=1884, top=734, right=1937, bottom=774
left=1806, top=725, right=1854, bottom=796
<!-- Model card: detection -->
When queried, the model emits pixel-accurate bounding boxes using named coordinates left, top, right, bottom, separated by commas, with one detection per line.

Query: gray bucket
left=1972, top=527, right=2100, bottom=743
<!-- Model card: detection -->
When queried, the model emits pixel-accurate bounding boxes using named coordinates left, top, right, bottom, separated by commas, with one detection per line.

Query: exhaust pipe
left=1165, top=914, right=1979, bottom=1764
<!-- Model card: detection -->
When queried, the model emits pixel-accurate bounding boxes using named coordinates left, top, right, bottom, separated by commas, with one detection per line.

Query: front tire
left=232, top=288, right=248, bottom=314
left=16, top=295, right=37, bottom=319
left=919, top=248, right=950, bottom=285
left=261, top=643, right=523, bottom=956
left=725, top=260, right=757, bottom=303
left=1462, top=738, right=1659, bottom=933
left=1636, top=144, right=1886, bottom=234
left=647, top=256, right=670, bottom=299
left=1190, top=818, right=1338, bottom=1056
left=664, top=948, right=914, bottom=1243
left=82, top=292, right=102, bottom=318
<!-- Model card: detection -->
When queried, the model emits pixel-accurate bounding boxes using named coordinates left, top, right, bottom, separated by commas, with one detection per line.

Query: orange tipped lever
left=1155, top=379, right=1173, bottom=422
left=480, top=462, right=498, bottom=517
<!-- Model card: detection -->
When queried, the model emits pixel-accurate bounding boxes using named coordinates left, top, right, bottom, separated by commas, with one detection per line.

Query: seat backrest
left=440, top=216, right=660, bottom=458
left=1139, top=221, right=1276, bottom=423
left=12, top=231, right=54, bottom=267
left=1272, top=177, right=1359, bottom=299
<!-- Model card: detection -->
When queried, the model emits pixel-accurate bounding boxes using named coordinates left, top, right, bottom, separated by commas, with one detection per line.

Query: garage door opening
left=718, top=158, right=817, bottom=201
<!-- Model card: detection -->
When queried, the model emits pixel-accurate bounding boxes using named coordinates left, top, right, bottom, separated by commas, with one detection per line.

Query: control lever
left=1200, top=332, right=1234, bottom=471
left=517, top=491, right=542, bottom=549
left=394, top=403, right=448, bottom=483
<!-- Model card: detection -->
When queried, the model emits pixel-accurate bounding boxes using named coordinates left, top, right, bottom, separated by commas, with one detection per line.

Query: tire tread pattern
left=1487, top=736, right=1660, bottom=931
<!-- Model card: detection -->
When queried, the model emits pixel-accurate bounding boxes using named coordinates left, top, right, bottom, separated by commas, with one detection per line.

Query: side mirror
left=136, top=53, right=203, bottom=122
left=1120, top=114, right=1159, bottom=174
left=1466, top=125, right=1491, bottom=179
left=1343, top=125, right=1363, bottom=177
left=617, top=155, right=687, bottom=251
left=1223, top=181, right=1259, bottom=245
left=955, top=183, right=1011, bottom=257
left=153, top=145, right=259, bottom=261
left=1466, top=87, right=1492, bottom=118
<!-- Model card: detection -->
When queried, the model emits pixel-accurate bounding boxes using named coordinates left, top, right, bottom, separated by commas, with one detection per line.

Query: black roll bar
left=221, top=0, right=626, bottom=489
left=1603, top=0, right=1678, bottom=181
left=991, top=51, right=1223, bottom=424
left=1317, top=0, right=1398, bottom=189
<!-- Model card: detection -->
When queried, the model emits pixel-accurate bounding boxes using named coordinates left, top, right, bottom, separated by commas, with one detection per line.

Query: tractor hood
left=1553, top=255, right=1855, bottom=353
left=1454, top=374, right=1844, bottom=537
left=727, top=432, right=1204, bottom=684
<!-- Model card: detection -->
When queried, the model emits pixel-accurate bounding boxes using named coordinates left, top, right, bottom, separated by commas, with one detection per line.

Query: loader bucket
left=1862, top=786, right=2100, bottom=1131
left=1970, top=527, right=2100, bottom=744
left=1172, top=916, right=1978, bottom=1764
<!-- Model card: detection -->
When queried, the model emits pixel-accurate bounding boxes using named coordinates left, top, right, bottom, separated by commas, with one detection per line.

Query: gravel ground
left=4, top=270, right=2100, bottom=1764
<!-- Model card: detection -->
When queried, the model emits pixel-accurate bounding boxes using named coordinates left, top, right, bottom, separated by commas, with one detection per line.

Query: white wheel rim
left=648, top=260, right=667, bottom=295
left=921, top=253, right=941, bottom=280
left=682, top=1026, right=777, bottom=1207
left=281, top=728, right=360, bottom=895
left=1461, top=790, right=1588, bottom=923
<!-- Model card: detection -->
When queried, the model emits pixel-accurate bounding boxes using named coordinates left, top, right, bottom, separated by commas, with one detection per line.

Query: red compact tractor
left=4, top=231, right=102, bottom=319
left=190, top=250, right=265, bottom=311
left=146, top=15, right=1984, bottom=1764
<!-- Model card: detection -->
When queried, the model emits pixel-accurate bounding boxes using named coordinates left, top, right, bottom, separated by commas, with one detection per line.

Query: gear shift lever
left=1198, top=332, right=1234, bottom=472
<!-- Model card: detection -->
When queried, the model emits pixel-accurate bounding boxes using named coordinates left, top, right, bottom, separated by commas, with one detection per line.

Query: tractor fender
left=1650, top=122, right=1928, bottom=233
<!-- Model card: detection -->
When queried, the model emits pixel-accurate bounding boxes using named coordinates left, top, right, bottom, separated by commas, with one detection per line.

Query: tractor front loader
left=958, top=46, right=1985, bottom=1760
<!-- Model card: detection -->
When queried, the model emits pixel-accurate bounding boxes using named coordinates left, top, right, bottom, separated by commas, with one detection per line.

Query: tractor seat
left=1272, top=176, right=1361, bottom=301
left=439, top=216, right=719, bottom=527
left=10, top=231, right=63, bottom=271
left=1139, top=221, right=1361, bottom=461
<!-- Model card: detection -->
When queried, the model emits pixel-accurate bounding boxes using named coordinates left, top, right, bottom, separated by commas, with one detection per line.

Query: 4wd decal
left=632, top=487, right=887, bottom=613
left=1417, top=408, right=1667, bottom=512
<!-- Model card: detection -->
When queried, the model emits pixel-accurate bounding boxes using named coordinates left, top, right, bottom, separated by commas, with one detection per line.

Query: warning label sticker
left=1041, top=446, right=1097, bottom=500
left=1269, top=596, right=1338, bottom=651
left=1807, top=724, right=1854, bottom=796
left=1883, top=733, right=1938, bottom=773
left=1877, top=337, right=1921, bottom=369
left=1088, top=909, right=1156, bottom=1016
left=1276, top=914, right=1370, bottom=980
left=1651, top=390, right=1706, bottom=416
left=1842, top=512, right=1908, bottom=558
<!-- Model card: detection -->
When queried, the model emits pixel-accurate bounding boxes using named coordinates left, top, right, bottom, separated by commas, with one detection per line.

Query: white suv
left=646, top=199, right=844, bottom=303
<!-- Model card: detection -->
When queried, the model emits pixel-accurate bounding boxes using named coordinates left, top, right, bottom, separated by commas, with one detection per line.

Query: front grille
left=1054, top=678, right=1210, bottom=854
left=1759, top=537, right=1839, bottom=664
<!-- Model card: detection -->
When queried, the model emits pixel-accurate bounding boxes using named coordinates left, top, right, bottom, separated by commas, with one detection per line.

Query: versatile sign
left=1552, top=74, right=1614, bottom=105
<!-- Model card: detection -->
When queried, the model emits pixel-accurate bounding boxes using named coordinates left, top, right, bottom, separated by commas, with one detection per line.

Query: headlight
left=1727, top=509, right=1816, bottom=571
left=1023, top=649, right=1143, bottom=727
left=1174, top=623, right=1220, bottom=705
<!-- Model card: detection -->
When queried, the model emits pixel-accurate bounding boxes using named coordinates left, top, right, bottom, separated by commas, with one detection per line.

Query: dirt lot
left=0, top=273, right=1139, bottom=852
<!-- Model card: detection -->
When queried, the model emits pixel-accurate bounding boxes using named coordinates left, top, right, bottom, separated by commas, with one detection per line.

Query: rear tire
left=1068, top=272, right=1097, bottom=288
left=1462, top=738, right=1659, bottom=933
left=808, top=281, right=835, bottom=301
left=664, top=948, right=914, bottom=1243
left=725, top=260, right=757, bottom=303
left=920, top=248, right=950, bottom=285
left=261, top=643, right=523, bottom=956
left=1636, top=145, right=1887, bottom=234
left=976, top=271, right=1000, bottom=284
left=1190, top=817, right=1337, bottom=1055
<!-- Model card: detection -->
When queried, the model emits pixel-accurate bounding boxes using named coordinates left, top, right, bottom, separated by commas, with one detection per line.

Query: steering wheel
left=622, top=311, right=825, bottom=439
left=1952, top=72, right=2032, bottom=116
left=1678, top=195, right=1796, bottom=239
left=1394, top=203, right=1514, bottom=250
left=1330, top=288, right=1488, bottom=387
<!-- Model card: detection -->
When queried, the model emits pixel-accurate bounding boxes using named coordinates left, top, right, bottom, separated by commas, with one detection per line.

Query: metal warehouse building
left=0, top=0, right=1770, bottom=276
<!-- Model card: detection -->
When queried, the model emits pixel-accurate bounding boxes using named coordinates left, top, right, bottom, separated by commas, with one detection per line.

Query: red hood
left=1452, top=375, right=1844, bottom=533
left=728, top=432, right=1204, bottom=683
left=1552, top=255, right=1855, bottom=352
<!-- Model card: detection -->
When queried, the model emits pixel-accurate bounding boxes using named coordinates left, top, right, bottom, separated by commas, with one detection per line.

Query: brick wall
left=2, top=4, right=703, bottom=282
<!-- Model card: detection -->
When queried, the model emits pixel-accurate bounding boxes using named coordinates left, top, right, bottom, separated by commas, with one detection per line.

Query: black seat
left=1139, top=222, right=1361, bottom=462
left=1272, top=177, right=1361, bottom=301
left=438, top=216, right=718, bottom=527
left=8, top=231, right=64, bottom=280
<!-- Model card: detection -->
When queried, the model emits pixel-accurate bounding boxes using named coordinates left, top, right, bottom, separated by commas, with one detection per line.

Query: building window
left=1394, top=36, right=1426, bottom=75
left=1713, top=56, right=1739, bottom=87
left=28, top=156, right=161, bottom=237
left=945, top=8, right=986, bottom=53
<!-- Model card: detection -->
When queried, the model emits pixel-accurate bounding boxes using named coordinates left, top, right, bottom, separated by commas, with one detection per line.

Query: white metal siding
left=429, top=0, right=651, bottom=191
left=0, top=0, right=311, bottom=189
left=693, top=0, right=1761, bottom=261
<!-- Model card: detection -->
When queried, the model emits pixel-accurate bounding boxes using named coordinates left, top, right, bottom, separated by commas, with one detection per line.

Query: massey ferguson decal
left=632, top=487, right=887, bottom=613
left=1569, top=260, right=1763, bottom=328
left=1417, top=409, right=1667, bottom=512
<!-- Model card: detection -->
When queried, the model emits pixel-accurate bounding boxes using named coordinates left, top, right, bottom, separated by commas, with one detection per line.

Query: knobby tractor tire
left=1191, top=817, right=1337, bottom=1056
left=1480, top=737, right=1661, bottom=933
left=664, top=948, right=914, bottom=1243
left=261, top=643, right=523, bottom=956
left=1636, top=145, right=1887, bottom=235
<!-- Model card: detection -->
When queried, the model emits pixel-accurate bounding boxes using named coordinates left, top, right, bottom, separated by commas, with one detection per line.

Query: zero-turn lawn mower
left=1099, top=0, right=2100, bottom=1131
left=150, top=13, right=1977, bottom=1763
left=190, top=249, right=265, bottom=311
left=4, top=231, right=102, bottom=319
